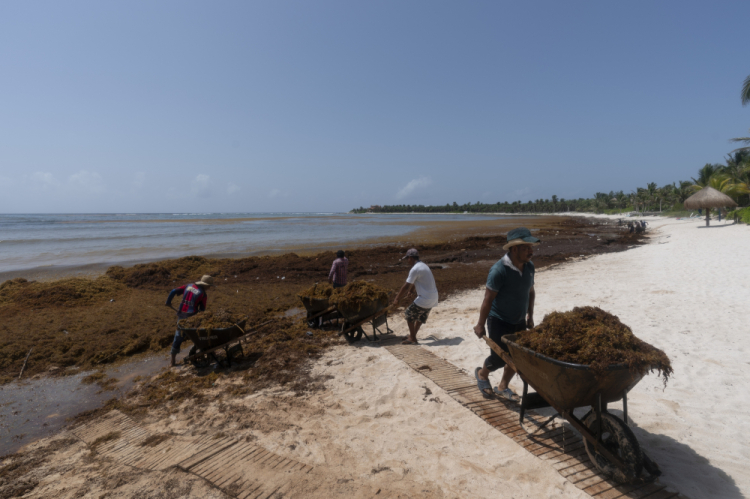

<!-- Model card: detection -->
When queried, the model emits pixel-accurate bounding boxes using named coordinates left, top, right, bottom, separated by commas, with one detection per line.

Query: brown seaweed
left=298, top=282, right=334, bottom=300
left=178, top=310, right=244, bottom=329
left=516, top=306, right=672, bottom=384
left=329, top=281, right=389, bottom=312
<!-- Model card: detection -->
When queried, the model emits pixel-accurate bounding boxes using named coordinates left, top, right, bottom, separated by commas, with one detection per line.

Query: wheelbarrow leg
left=519, top=381, right=529, bottom=424
left=595, top=393, right=602, bottom=452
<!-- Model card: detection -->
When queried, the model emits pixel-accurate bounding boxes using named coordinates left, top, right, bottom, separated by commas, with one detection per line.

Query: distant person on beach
left=473, top=228, right=539, bottom=401
left=392, top=248, right=438, bottom=345
left=165, top=275, right=214, bottom=367
left=328, top=250, right=349, bottom=288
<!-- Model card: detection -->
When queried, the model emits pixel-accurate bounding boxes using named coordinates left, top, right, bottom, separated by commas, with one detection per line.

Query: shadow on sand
left=532, top=404, right=743, bottom=499
left=697, top=222, right=737, bottom=228
left=418, top=335, right=465, bottom=347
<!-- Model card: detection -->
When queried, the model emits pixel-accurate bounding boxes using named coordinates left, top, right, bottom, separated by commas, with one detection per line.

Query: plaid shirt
left=166, top=283, right=207, bottom=318
left=329, top=257, right=348, bottom=286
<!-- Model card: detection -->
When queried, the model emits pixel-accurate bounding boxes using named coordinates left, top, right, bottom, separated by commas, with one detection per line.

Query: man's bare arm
left=392, top=282, right=414, bottom=307
left=473, top=288, right=498, bottom=338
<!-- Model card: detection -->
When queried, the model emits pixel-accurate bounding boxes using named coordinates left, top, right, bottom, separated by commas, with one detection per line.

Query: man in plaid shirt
left=328, top=250, right=348, bottom=288
left=166, top=274, right=214, bottom=366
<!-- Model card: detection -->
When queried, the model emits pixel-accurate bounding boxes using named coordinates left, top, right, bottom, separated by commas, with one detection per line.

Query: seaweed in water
left=515, top=306, right=672, bottom=385
left=298, top=282, right=334, bottom=300
left=179, top=310, right=245, bottom=329
left=329, top=281, right=389, bottom=312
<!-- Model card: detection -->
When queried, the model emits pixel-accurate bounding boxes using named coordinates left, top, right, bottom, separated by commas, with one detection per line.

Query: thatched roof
left=683, top=186, right=738, bottom=209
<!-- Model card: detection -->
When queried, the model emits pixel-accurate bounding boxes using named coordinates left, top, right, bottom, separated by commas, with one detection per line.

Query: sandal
left=475, top=367, right=493, bottom=399
left=494, top=387, right=520, bottom=402
left=401, top=339, right=419, bottom=345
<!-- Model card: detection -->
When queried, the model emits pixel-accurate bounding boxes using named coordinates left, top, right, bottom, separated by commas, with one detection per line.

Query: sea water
left=0, top=213, right=518, bottom=278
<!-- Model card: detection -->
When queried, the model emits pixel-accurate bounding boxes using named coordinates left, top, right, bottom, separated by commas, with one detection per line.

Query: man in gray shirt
left=473, top=228, right=539, bottom=400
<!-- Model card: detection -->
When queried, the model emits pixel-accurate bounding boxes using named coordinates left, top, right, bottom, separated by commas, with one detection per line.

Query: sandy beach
left=3, top=215, right=748, bottom=498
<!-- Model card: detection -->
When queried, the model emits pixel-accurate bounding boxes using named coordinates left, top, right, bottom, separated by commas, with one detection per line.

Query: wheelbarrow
left=338, top=299, right=393, bottom=342
left=490, top=334, right=661, bottom=484
left=298, top=294, right=340, bottom=328
left=178, top=315, right=250, bottom=368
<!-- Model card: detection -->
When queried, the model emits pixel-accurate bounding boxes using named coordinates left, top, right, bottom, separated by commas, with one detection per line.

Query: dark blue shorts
left=484, top=316, right=526, bottom=372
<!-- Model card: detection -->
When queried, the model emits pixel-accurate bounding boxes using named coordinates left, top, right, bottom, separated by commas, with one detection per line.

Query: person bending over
left=392, top=248, right=438, bottom=345
left=165, top=275, right=213, bottom=367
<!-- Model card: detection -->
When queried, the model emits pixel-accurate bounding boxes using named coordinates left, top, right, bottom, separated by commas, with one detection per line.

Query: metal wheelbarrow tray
left=179, top=316, right=249, bottom=368
left=500, top=334, right=662, bottom=484
left=298, top=295, right=340, bottom=328
left=337, top=299, right=393, bottom=342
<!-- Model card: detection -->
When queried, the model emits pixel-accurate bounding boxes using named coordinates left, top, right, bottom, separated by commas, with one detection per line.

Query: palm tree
left=675, top=181, right=694, bottom=203
left=690, top=163, right=720, bottom=191
left=742, top=74, right=750, bottom=106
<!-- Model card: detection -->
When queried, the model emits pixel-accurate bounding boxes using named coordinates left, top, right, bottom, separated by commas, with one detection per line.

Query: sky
left=1, top=1, right=749, bottom=213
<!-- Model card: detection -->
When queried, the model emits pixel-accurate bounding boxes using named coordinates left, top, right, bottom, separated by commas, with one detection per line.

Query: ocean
left=0, top=213, right=523, bottom=279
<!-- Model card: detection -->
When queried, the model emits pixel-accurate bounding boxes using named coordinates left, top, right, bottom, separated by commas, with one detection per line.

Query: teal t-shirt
left=486, top=257, right=535, bottom=325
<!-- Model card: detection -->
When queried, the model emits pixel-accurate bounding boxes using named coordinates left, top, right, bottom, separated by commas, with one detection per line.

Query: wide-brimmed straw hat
left=502, top=227, right=540, bottom=251
left=196, top=275, right=214, bottom=287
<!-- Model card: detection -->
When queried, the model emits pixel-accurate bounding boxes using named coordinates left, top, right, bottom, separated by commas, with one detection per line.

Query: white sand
left=12, top=215, right=748, bottom=498
left=242, top=215, right=748, bottom=498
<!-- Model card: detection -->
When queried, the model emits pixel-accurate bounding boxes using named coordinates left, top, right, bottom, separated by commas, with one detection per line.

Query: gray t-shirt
left=486, top=255, right=534, bottom=325
left=406, top=261, right=439, bottom=309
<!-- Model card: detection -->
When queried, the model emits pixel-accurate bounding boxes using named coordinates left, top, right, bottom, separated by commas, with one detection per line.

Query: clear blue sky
left=1, top=1, right=748, bottom=213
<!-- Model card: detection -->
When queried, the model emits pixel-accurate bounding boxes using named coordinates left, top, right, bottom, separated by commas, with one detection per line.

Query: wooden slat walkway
left=386, top=344, right=688, bottom=499
left=71, top=410, right=315, bottom=498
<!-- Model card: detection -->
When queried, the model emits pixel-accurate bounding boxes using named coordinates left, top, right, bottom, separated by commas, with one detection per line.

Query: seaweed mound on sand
left=0, top=276, right=125, bottom=307
left=178, top=310, right=245, bottom=329
left=298, top=282, right=334, bottom=300
left=515, top=306, right=672, bottom=384
left=329, top=281, right=389, bottom=312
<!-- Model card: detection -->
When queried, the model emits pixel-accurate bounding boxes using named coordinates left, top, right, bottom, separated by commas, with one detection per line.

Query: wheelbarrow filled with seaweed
left=178, top=311, right=249, bottom=368
left=332, top=281, right=393, bottom=342
left=486, top=307, right=672, bottom=485
left=298, top=283, right=340, bottom=328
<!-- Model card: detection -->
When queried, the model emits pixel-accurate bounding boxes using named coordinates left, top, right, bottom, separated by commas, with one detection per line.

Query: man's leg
left=497, top=365, right=515, bottom=391
left=170, top=330, right=183, bottom=367
left=406, top=320, right=422, bottom=343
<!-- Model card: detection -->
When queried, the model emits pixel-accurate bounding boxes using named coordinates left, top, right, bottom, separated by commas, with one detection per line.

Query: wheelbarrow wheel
left=342, top=323, right=363, bottom=342
left=227, top=344, right=244, bottom=364
left=582, top=411, right=643, bottom=484
left=187, top=346, right=211, bottom=369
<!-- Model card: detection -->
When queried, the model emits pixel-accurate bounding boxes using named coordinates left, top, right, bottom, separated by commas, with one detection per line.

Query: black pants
left=484, top=316, right=527, bottom=372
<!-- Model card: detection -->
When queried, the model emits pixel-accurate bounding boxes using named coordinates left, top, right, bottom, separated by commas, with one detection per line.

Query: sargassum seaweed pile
left=515, top=306, right=673, bottom=384
left=178, top=310, right=245, bottom=330
left=298, top=282, right=334, bottom=300
left=329, top=281, right=389, bottom=312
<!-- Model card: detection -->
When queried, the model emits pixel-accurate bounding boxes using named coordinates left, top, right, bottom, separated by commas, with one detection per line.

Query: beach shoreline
left=0, top=215, right=644, bottom=386
left=3, top=215, right=747, bottom=498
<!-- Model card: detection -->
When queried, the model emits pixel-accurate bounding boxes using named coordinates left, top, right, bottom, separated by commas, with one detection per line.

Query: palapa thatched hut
left=683, top=186, right=737, bottom=226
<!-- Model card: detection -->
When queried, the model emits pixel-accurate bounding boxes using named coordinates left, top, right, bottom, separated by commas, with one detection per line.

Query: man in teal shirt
left=473, top=227, right=539, bottom=400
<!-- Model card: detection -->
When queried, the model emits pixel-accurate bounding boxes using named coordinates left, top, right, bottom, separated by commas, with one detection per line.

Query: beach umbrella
left=683, top=186, right=738, bottom=226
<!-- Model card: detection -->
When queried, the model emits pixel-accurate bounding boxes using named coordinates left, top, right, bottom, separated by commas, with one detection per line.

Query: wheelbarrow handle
left=482, top=336, right=517, bottom=372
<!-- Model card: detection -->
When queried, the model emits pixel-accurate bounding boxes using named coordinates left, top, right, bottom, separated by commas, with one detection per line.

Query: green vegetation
left=727, top=207, right=750, bottom=224
left=351, top=155, right=749, bottom=216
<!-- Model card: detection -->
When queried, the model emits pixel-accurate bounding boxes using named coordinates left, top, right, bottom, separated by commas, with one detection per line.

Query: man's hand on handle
left=526, top=314, right=534, bottom=329
left=473, top=323, right=486, bottom=339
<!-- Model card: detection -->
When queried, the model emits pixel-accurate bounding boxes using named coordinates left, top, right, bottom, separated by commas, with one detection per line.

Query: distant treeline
left=352, top=151, right=750, bottom=215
